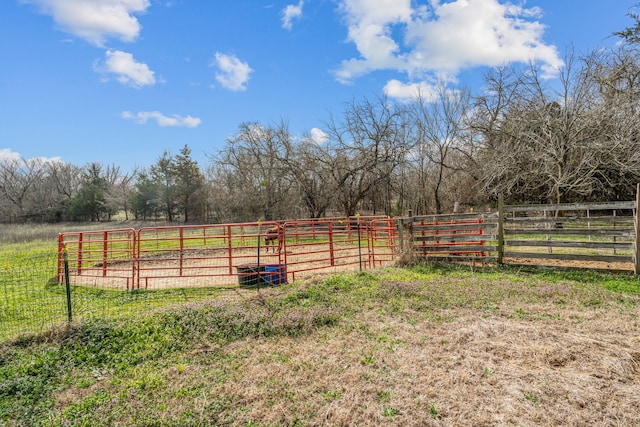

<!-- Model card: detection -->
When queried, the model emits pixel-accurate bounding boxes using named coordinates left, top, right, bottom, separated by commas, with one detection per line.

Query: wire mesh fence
left=1, top=253, right=67, bottom=340
left=0, top=252, right=248, bottom=342
left=2, top=218, right=399, bottom=342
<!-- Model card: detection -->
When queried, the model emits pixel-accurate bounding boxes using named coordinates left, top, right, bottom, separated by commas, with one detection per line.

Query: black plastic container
left=236, top=264, right=266, bottom=287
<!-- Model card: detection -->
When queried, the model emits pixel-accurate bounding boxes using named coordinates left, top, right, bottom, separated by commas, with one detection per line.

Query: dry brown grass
left=195, top=315, right=638, bottom=425
left=36, top=269, right=640, bottom=426
left=77, top=267, right=638, bottom=427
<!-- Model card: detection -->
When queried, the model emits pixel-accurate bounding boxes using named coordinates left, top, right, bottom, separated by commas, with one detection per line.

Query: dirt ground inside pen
left=67, top=245, right=377, bottom=290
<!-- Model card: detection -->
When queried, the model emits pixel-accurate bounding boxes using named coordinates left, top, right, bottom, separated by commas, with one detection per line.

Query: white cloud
left=22, top=0, right=150, bottom=47
left=121, top=111, right=202, bottom=127
left=334, top=0, right=563, bottom=84
left=0, top=148, right=21, bottom=163
left=383, top=79, right=437, bottom=102
left=0, top=149, right=63, bottom=164
left=405, top=0, right=563, bottom=77
left=309, top=128, right=329, bottom=144
left=334, top=0, right=413, bottom=83
left=282, top=0, right=304, bottom=30
left=211, top=52, right=253, bottom=91
left=96, top=50, right=156, bottom=88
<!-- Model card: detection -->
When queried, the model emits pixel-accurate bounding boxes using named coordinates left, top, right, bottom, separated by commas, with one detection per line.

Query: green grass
left=1, top=263, right=639, bottom=426
left=0, top=241, right=58, bottom=265
left=0, top=246, right=240, bottom=342
left=0, top=278, right=344, bottom=426
left=1, top=270, right=238, bottom=342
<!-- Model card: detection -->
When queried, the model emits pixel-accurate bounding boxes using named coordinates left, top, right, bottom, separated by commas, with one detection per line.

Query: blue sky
left=1, top=0, right=637, bottom=173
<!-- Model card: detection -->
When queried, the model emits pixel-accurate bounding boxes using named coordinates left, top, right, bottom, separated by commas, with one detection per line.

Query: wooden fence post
left=635, top=184, right=640, bottom=275
left=397, top=216, right=414, bottom=257
left=497, top=194, right=504, bottom=265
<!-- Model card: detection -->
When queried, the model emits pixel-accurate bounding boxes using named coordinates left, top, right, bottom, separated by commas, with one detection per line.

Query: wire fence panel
left=136, top=222, right=284, bottom=289
left=1, top=253, right=67, bottom=340
left=57, top=228, right=137, bottom=288
left=369, top=218, right=398, bottom=267
left=0, top=251, right=246, bottom=342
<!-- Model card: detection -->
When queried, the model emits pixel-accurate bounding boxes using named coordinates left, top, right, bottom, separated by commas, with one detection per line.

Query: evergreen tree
left=69, top=163, right=113, bottom=221
left=174, top=145, right=205, bottom=223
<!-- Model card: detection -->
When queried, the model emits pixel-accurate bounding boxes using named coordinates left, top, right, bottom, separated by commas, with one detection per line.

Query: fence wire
left=0, top=253, right=248, bottom=342
left=1, top=253, right=66, bottom=340
left=3, top=218, right=397, bottom=342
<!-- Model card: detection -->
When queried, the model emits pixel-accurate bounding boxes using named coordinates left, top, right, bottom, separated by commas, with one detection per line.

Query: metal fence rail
left=5, top=197, right=638, bottom=342
left=56, top=218, right=397, bottom=291
left=135, top=222, right=285, bottom=289
left=56, top=228, right=137, bottom=286
left=404, top=212, right=499, bottom=264
left=1, top=217, right=397, bottom=341
left=402, top=197, right=639, bottom=274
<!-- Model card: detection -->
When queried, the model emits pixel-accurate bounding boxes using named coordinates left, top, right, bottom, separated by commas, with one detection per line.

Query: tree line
left=3, top=28, right=640, bottom=224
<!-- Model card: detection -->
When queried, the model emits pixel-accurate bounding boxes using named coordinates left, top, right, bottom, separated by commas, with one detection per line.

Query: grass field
left=1, top=261, right=639, bottom=426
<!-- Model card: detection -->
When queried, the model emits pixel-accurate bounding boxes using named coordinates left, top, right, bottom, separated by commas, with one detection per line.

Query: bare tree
left=0, top=157, right=47, bottom=221
left=582, top=45, right=640, bottom=200
left=214, top=121, right=293, bottom=221
left=323, top=95, right=409, bottom=216
left=472, top=49, right=638, bottom=204
left=280, top=132, right=335, bottom=218
left=101, top=164, right=137, bottom=220
left=407, top=82, right=472, bottom=213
